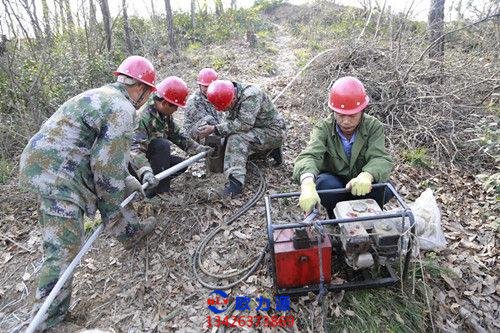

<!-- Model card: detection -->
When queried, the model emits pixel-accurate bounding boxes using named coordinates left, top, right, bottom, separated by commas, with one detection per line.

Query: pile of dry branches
left=287, top=18, right=498, bottom=172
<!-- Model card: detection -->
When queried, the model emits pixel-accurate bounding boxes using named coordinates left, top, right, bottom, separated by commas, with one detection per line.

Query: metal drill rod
left=26, top=150, right=208, bottom=333
left=120, top=151, right=208, bottom=208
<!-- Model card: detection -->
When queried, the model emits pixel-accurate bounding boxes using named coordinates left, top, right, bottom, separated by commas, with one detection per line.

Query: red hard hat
left=197, top=68, right=218, bottom=86
left=207, top=80, right=235, bottom=111
left=113, top=55, right=157, bottom=90
left=156, top=76, right=189, bottom=107
left=328, top=76, right=369, bottom=115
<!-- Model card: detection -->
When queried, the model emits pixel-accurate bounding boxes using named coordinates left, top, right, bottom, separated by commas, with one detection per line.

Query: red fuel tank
left=273, top=228, right=332, bottom=289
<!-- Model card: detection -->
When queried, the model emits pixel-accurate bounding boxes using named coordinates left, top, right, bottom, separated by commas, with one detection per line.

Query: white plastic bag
left=409, top=188, right=447, bottom=251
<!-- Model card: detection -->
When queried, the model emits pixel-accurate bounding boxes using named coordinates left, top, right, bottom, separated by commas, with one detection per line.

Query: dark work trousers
left=315, top=173, right=395, bottom=218
left=129, top=138, right=188, bottom=196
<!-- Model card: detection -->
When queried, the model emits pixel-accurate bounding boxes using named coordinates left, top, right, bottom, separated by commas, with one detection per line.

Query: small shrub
left=212, top=56, right=226, bottom=70
left=402, top=147, right=431, bottom=168
left=295, top=48, right=311, bottom=68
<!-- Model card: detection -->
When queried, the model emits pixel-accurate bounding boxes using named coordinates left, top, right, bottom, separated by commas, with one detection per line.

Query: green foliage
left=466, top=114, right=499, bottom=159
left=259, top=59, right=277, bottom=76
left=211, top=55, right=226, bottom=70
left=172, top=7, right=270, bottom=47
left=295, top=48, right=311, bottom=68
left=253, top=0, right=287, bottom=12
left=402, top=147, right=431, bottom=168
left=0, top=158, right=12, bottom=184
left=327, top=286, right=428, bottom=332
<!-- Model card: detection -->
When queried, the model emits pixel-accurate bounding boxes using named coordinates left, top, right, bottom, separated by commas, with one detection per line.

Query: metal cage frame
left=265, top=183, right=416, bottom=296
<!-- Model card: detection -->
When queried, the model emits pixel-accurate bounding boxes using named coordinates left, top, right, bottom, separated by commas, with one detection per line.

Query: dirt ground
left=0, top=13, right=498, bottom=333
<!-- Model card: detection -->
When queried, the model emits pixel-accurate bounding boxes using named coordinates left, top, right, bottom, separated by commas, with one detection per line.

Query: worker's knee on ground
left=148, top=138, right=171, bottom=155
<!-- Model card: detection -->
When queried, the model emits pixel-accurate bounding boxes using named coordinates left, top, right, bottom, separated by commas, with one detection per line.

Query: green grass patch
left=0, top=158, right=12, bottom=184
left=402, top=147, right=432, bottom=168
left=295, top=48, right=311, bottom=68
left=327, top=286, right=428, bottom=332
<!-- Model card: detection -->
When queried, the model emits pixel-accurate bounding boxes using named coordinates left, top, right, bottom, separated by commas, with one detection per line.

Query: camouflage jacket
left=130, top=100, right=200, bottom=173
left=19, top=83, right=136, bottom=222
left=215, top=82, right=286, bottom=138
left=183, top=90, right=222, bottom=140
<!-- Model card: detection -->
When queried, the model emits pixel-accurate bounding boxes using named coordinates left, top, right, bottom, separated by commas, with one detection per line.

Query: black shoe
left=218, top=175, right=243, bottom=197
left=270, top=147, right=283, bottom=166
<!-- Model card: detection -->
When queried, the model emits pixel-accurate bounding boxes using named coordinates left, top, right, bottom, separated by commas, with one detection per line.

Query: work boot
left=217, top=175, right=243, bottom=198
left=269, top=147, right=283, bottom=166
left=119, top=216, right=157, bottom=250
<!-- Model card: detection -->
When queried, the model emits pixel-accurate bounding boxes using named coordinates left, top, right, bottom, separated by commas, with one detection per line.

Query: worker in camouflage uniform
left=198, top=80, right=286, bottom=196
left=130, top=76, right=212, bottom=197
left=183, top=68, right=222, bottom=141
left=18, top=56, right=158, bottom=330
left=293, top=76, right=394, bottom=217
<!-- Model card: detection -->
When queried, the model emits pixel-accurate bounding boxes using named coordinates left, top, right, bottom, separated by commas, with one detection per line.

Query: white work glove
left=124, top=175, right=145, bottom=199
left=195, top=144, right=214, bottom=156
left=139, top=168, right=159, bottom=189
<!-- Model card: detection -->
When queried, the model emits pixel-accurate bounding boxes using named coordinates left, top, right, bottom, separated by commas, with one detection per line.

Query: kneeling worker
left=198, top=80, right=286, bottom=197
left=130, top=76, right=211, bottom=197
left=293, top=76, right=394, bottom=217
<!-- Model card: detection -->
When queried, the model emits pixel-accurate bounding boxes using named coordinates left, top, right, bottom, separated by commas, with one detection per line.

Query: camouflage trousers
left=224, top=128, right=284, bottom=184
left=34, top=197, right=146, bottom=330
left=34, top=197, right=85, bottom=330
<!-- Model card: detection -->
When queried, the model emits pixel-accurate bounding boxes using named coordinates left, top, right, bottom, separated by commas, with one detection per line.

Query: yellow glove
left=346, top=172, right=373, bottom=196
left=298, top=177, right=321, bottom=213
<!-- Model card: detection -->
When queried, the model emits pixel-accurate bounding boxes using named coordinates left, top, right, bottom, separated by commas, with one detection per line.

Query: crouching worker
left=183, top=68, right=222, bottom=142
left=19, top=56, right=159, bottom=330
left=293, top=76, right=394, bottom=217
left=198, top=80, right=286, bottom=197
left=130, top=76, right=212, bottom=198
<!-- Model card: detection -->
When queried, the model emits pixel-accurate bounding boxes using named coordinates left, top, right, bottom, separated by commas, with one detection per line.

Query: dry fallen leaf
left=2, top=252, right=13, bottom=264
left=22, top=272, right=31, bottom=281
left=344, top=309, right=355, bottom=317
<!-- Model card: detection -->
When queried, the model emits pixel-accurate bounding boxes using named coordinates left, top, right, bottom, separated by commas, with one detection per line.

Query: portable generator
left=265, top=183, right=415, bottom=296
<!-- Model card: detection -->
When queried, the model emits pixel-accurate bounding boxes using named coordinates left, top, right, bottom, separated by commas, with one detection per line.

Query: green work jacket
left=293, top=113, right=393, bottom=183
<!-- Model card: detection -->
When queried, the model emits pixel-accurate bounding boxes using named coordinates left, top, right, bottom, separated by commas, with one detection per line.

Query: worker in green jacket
left=293, top=76, right=394, bottom=217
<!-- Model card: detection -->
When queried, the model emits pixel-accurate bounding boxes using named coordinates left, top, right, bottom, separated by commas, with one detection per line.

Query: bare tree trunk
left=63, top=0, right=76, bottom=46
left=0, top=34, right=7, bottom=55
left=374, top=0, right=386, bottom=38
left=51, top=0, right=59, bottom=34
left=89, top=0, right=97, bottom=34
left=164, top=0, right=176, bottom=52
left=19, top=0, right=42, bottom=39
left=151, top=0, right=156, bottom=17
left=428, top=0, right=445, bottom=69
left=41, top=0, right=51, bottom=39
left=215, top=0, right=223, bottom=17
left=191, top=0, right=196, bottom=28
left=57, top=0, right=66, bottom=34
left=231, top=0, right=237, bottom=10
left=122, top=0, right=133, bottom=54
left=2, top=0, right=18, bottom=40
left=3, top=0, right=34, bottom=49
left=99, top=0, right=112, bottom=51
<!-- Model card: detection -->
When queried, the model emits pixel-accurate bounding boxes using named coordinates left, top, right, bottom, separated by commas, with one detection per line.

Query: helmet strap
left=132, top=84, right=150, bottom=109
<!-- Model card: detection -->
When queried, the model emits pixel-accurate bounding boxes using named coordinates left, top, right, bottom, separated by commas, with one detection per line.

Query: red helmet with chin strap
left=207, top=80, right=234, bottom=111
left=156, top=76, right=189, bottom=107
left=113, top=55, right=157, bottom=91
left=197, top=68, right=218, bottom=86
left=328, top=76, right=369, bottom=115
